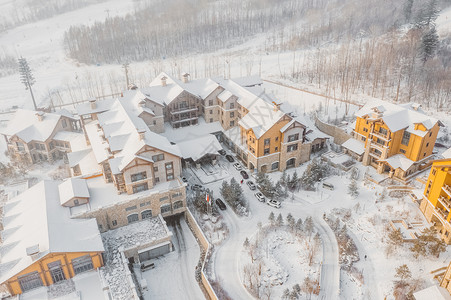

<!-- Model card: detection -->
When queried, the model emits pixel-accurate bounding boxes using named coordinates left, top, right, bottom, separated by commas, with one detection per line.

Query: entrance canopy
left=177, top=135, right=222, bottom=162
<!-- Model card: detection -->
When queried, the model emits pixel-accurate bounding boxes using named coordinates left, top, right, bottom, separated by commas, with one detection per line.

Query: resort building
left=343, top=100, right=442, bottom=181
left=420, top=152, right=451, bottom=243
left=0, top=109, right=82, bottom=164
left=0, top=181, right=104, bottom=296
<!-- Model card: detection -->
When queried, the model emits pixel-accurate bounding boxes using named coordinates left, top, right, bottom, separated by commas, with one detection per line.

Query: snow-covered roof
left=76, top=98, right=115, bottom=116
left=442, top=147, right=451, bottom=159
left=341, top=138, right=365, bottom=156
left=177, top=135, right=222, bottom=161
left=0, top=181, right=104, bottom=285
left=58, top=178, right=90, bottom=205
left=294, top=115, right=329, bottom=141
left=0, top=109, right=72, bottom=143
left=355, top=99, right=440, bottom=134
left=81, top=92, right=181, bottom=174
left=67, top=148, right=102, bottom=176
left=218, top=90, right=233, bottom=102
left=231, top=75, right=263, bottom=87
left=239, top=107, right=286, bottom=139
left=413, top=285, right=451, bottom=300
left=53, top=130, right=84, bottom=142
left=382, top=154, right=415, bottom=171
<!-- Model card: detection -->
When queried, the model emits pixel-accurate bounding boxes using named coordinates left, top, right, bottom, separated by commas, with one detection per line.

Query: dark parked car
left=216, top=198, right=227, bottom=210
left=225, top=154, right=235, bottom=162
left=240, top=170, right=249, bottom=179
left=191, top=184, right=203, bottom=191
left=181, top=177, right=188, bottom=183
left=218, top=149, right=227, bottom=156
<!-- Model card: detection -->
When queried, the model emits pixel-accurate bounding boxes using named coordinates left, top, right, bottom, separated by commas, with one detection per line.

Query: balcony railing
left=436, top=208, right=450, bottom=223
left=170, top=106, right=198, bottom=115
left=171, top=116, right=198, bottom=124
left=370, top=131, right=391, bottom=141
left=438, top=196, right=451, bottom=211
left=443, top=185, right=451, bottom=198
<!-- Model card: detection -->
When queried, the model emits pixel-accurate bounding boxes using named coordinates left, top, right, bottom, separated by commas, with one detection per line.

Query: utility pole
left=122, top=63, right=130, bottom=89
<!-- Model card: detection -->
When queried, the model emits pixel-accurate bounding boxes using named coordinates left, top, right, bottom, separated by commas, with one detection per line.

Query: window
left=167, top=174, right=174, bottom=180
left=125, top=205, right=137, bottom=212
left=18, top=272, right=43, bottom=292
left=48, top=261, right=65, bottom=283
left=133, top=183, right=148, bottom=193
left=230, top=112, right=234, bottom=117
left=363, top=128, right=368, bottom=132
left=127, top=213, right=139, bottom=224
left=230, top=102, right=235, bottom=109
left=62, top=119, right=67, bottom=128
left=210, top=110, right=213, bottom=114
left=140, top=201, right=151, bottom=207
left=112, top=220, right=117, bottom=226
left=160, top=204, right=171, bottom=214
left=173, top=201, right=183, bottom=210
left=74, top=199, right=79, bottom=206
left=230, top=121, right=235, bottom=127
left=271, top=162, right=279, bottom=170
left=275, top=147, right=278, bottom=151
left=153, top=120, right=156, bottom=125
left=426, top=142, right=429, bottom=147
left=423, top=152, right=426, bottom=157
left=165, top=162, right=173, bottom=170
left=72, top=255, right=93, bottom=275
left=379, top=128, right=387, bottom=135
left=429, top=132, right=432, bottom=137
left=287, top=144, right=298, bottom=152
left=154, top=166, right=158, bottom=172
left=16, top=142, right=25, bottom=151
left=288, top=134, right=299, bottom=142
left=264, top=138, right=270, bottom=146
left=362, top=136, right=366, bottom=141
left=275, top=137, right=279, bottom=141
left=131, top=171, right=147, bottom=182
left=209, top=100, right=213, bottom=106
left=172, top=192, right=182, bottom=198
left=264, top=148, right=270, bottom=155
left=401, top=131, right=410, bottom=146
left=400, top=149, right=406, bottom=154
left=376, top=138, right=385, bottom=146
left=432, top=169, right=436, bottom=175
left=155, top=177, right=160, bottom=183
left=152, top=154, right=164, bottom=162
left=160, top=196, right=169, bottom=202
left=210, top=118, right=213, bottom=122
left=141, top=210, right=152, bottom=219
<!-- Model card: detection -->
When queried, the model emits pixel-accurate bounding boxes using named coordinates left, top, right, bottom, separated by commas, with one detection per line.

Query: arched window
left=141, top=210, right=152, bottom=219
left=173, top=201, right=183, bottom=210
left=160, top=204, right=171, bottom=214
left=127, top=213, right=139, bottom=224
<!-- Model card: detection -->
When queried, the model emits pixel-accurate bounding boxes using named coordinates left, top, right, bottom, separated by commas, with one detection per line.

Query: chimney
left=161, top=76, right=167, bottom=87
left=182, top=73, right=190, bottom=83
left=272, top=101, right=280, bottom=112
left=138, top=129, right=146, bottom=140
left=35, top=111, right=44, bottom=121
left=89, top=98, right=97, bottom=109
left=26, top=244, right=40, bottom=261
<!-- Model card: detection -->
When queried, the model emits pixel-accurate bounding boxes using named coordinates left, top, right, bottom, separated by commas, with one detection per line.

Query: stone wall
left=185, top=209, right=218, bottom=300
left=314, top=115, right=352, bottom=145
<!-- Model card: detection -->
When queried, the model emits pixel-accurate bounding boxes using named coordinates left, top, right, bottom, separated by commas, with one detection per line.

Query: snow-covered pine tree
left=348, top=179, right=359, bottom=198
left=420, top=26, right=439, bottom=62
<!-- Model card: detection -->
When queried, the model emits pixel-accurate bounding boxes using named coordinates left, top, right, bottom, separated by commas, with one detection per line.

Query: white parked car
left=247, top=181, right=256, bottom=190
left=254, top=192, right=266, bottom=202
left=233, top=162, right=242, bottom=171
left=267, top=199, right=281, bottom=208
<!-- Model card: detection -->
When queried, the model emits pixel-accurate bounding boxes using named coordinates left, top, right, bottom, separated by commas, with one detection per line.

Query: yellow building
left=420, top=156, right=451, bottom=244
left=0, top=181, right=104, bottom=296
left=346, top=100, right=442, bottom=181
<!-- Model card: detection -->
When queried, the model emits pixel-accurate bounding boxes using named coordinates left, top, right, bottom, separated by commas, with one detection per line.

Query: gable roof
left=1, top=109, right=71, bottom=143
left=355, top=99, right=440, bottom=134
left=58, top=178, right=90, bottom=205
left=0, top=181, right=103, bottom=285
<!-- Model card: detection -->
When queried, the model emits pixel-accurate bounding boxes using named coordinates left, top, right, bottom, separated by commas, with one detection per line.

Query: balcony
left=170, top=106, right=198, bottom=115
left=443, top=185, right=451, bottom=198
left=436, top=208, right=450, bottom=223
left=368, top=140, right=387, bottom=151
left=438, top=196, right=451, bottom=211
left=171, top=116, right=198, bottom=124
left=370, top=131, right=391, bottom=141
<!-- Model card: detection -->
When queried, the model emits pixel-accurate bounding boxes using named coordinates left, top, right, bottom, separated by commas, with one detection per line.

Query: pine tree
left=18, top=57, right=37, bottom=110
left=268, top=211, right=275, bottom=226
left=289, top=171, right=300, bottom=191
left=243, top=237, right=250, bottom=248
left=420, top=26, right=439, bottom=62
left=295, top=218, right=303, bottom=234
left=287, top=213, right=295, bottom=231
left=276, top=213, right=284, bottom=227
left=348, top=179, right=359, bottom=198
left=415, top=0, right=439, bottom=28
left=304, top=216, right=314, bottom=240
left=280, top=170, right=288, bottom=189
left=274, top=181, right=287, bottom=200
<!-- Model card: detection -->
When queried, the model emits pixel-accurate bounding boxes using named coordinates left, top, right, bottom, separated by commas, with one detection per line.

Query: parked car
left=322, top=182, right=334, bottom=190
left=233, top=162, right=242, bottom=171
left=181, top=177, right=188, bottom=183
left=191, top=184, right=203, bottom=191
left=267, top=199, right=281, bottom=208
left=240, top=170, right=249, bottom=179
left=225, top=154, right=235, bottom=162
left=254, top=192, right=266, bottom=202
left=218, top=149, right=226, bottom=156
left=247, top=181, right=256, bottom=190
left=215, top=198, right=227, bottom=210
